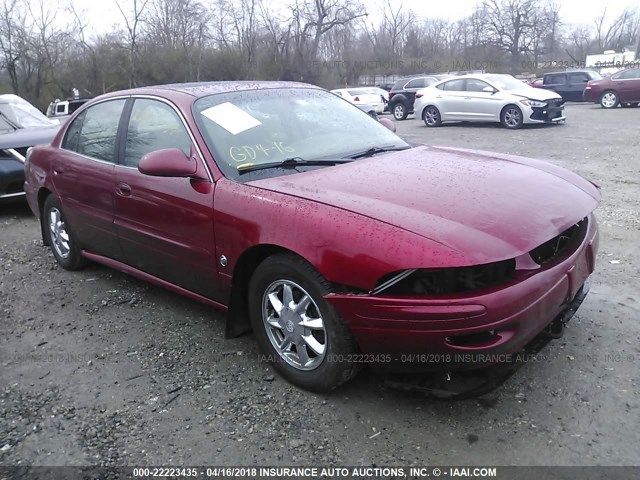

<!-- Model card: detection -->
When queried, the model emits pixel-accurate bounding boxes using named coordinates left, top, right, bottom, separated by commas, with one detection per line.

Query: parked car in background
left=0, top=94, right=60, bottom=202
left=24, top=81, right=599, bottom=391
left=414, top=74, right=565, bottom=129
left=46, top=98, right=90, bottom=120
left=388, top=75, right=451, bottom=120
left=540, top=70, right=602, bottom=101
left=583, top=67, right=640, bottom=108
left=378, top=82, right=395, bottom=92
left=330, top=87, right=387, bottom=113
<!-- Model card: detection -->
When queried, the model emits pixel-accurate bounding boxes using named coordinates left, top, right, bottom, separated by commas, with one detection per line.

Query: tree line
left=1, top=0, right=639, bottom=109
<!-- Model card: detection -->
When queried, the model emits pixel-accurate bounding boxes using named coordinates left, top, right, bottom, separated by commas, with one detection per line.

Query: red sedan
left=24, top=82, right=600, bottom=391
left=583, top=67, right=640, bottom=108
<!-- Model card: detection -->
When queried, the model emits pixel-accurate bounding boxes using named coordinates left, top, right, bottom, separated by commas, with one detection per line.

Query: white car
left=414, top=74, right=566, bottom=129
left=330, top=87, right=387, bottom=113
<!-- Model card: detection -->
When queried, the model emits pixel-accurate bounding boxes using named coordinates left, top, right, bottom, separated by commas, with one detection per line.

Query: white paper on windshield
left=200, top=102, right=262, bottom=135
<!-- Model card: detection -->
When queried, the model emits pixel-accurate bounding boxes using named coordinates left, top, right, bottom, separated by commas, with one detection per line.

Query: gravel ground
left=1, top=103, right=639, bottom=467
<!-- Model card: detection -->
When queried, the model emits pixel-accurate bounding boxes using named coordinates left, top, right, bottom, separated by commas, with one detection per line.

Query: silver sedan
left=414, top=74, right=566, bottom=129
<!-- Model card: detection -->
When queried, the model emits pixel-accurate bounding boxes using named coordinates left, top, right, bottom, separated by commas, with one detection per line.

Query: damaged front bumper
left=325, top=214, right=599, bottom=373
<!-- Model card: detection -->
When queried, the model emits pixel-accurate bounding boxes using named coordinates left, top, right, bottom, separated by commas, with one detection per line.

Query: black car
left=1, top=95, right=60, bottom=203
left=387, top=75, right=451, bottom=120
left=541, top=70, right=602, bottom=102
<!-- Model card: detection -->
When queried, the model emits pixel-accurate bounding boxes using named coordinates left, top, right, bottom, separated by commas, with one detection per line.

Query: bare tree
left=481, top=0, right=541, bottom=72
left=0, top=0, right=27, bottom=94
left=115, top=0, right=149, bottom=87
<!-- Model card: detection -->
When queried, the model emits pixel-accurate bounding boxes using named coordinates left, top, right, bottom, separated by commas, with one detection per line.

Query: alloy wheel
left=262, top=280, right=327, bottom=371
left=504, top=108, right=521, bottom=128
left=49, top=207, right=70, bottom=259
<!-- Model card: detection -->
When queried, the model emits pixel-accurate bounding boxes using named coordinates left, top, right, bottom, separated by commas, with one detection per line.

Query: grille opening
left=376, top=259, right=516, bottom=296
left=529, top=218, right=587, bottom=265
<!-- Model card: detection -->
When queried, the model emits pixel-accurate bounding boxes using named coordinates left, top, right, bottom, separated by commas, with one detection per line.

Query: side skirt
left=81, top=250, right=228, bottom=312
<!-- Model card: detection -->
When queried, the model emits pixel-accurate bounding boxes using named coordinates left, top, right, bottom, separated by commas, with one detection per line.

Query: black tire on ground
left=248, top=253, right=360, bottom=392
left=42, top=195, right=87, bottom=270
left=392, top=102, right=408, bottom=121
left=422, top=105, right=442, bottom=127
left=500, top=104, right=524, bottom=129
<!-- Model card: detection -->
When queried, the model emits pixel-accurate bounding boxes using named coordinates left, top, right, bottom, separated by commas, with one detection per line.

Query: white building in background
left=586, top=50, right=638, bottom=75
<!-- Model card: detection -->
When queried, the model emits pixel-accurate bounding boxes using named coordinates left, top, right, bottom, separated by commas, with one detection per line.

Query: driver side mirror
left=139, top=147, right=203, bottom=178
left=482, top=86, right=497, bottom=94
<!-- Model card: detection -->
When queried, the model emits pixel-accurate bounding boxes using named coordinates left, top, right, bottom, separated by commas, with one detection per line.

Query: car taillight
left=353, top=96, right=360, bottom=102
left=586, top=81, right=592, bottom=87
left=415, top=93, right=423, bottom=99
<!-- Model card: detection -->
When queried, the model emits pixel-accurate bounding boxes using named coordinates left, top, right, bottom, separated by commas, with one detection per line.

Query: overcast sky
left=69, top=0, right=639, bottom=37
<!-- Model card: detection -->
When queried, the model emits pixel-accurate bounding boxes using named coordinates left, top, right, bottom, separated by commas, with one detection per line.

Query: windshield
left=0, top=94, right=57, bottom=130
left=193, top=88, right=408, bottom=181
left=485, top=75, right=529, bottom=90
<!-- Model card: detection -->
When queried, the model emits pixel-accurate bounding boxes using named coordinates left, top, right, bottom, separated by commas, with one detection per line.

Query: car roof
left=100, top=81, right=321, bottom=100
left=543, top=70, right=599, bottom=75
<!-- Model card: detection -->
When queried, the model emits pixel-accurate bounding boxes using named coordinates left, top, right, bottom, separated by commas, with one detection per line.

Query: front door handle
left=115, top=183, right=132, bottom=197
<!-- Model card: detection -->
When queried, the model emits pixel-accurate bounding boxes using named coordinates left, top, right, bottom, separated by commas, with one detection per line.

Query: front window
left=193, top=88, right=408, bottom=181
left=123, top=99, right=191, bottom=168
left=485, top=75, right=528, bottom=90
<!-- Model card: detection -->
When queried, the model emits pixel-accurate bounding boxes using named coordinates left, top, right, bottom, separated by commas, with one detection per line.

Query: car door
left=113, top=97, right=220, bottom=300
left=567, top=73, right=589, bottom=101
left=403, top=78, right=426, bottom=109
left=613, top=68, right=640, bottom=102
left=52, top=99, right=127, bottom=260
left=543, top=74, right=567, bottom=99
left=459, top=78, right=503, bottom=120
left=435, top=79, right=468, bottom=119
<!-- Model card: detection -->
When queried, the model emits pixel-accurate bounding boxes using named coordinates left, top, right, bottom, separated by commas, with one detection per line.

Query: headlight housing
left=372, top=259, right=516, bottom=296
left=519, top=99, right=548, bottom=108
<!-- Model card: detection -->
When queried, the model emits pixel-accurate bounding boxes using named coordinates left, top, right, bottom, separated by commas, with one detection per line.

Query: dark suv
left=388, top=75, right=450, bottom=120
left=541, top=70, right=602, bottom=101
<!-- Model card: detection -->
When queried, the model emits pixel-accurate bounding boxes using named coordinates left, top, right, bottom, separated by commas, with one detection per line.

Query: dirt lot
left=1, top=103, right=639, bottom=468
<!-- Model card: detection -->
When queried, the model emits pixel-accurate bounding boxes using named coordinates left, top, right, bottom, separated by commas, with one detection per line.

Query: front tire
left=248, top=254, right=359, bottom=392
left=501, top=105, right=524, bottom=129
left=600, top=91, right=619, bottom=109
left=392, top=102, right=408, bottom=121
left=422, top=106, right=442, bottom=127
left=42, top=195, right=86, bottom=270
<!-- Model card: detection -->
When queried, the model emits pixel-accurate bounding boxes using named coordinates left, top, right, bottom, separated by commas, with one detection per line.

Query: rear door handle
left=115, top=183, right=132, bottom=197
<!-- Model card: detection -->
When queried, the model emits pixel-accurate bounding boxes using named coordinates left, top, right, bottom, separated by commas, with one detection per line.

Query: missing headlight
left=373, top=259, right=516, bottom=296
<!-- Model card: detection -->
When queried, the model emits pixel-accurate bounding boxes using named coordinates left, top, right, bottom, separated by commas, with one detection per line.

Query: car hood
left=507, top=88, right=562, bottom=102
left=0, top=126, right=60, bottom=149
left=248, top=146, right=600, bottom=264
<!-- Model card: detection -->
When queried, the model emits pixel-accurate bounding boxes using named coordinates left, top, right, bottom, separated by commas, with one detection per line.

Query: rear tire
left=600, top=91, right=619, bottom=109
left=422, top=106, right=442, bottom=127
left=42, top=195, right=87, bottom=270
left=392, top=102, right=408, bottom=121
left=248, top=254, right=359, bottom=392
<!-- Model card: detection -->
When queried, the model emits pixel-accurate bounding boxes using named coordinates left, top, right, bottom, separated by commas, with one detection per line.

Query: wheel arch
left=37, top=187, right=53, bottom=245
left=225, top=243, right=304, bottom=338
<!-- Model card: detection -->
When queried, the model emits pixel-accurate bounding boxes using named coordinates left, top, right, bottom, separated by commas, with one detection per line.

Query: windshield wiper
left=237, top=157, right=352, bottom=174
left=347, top=145, right=410, bottom=159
